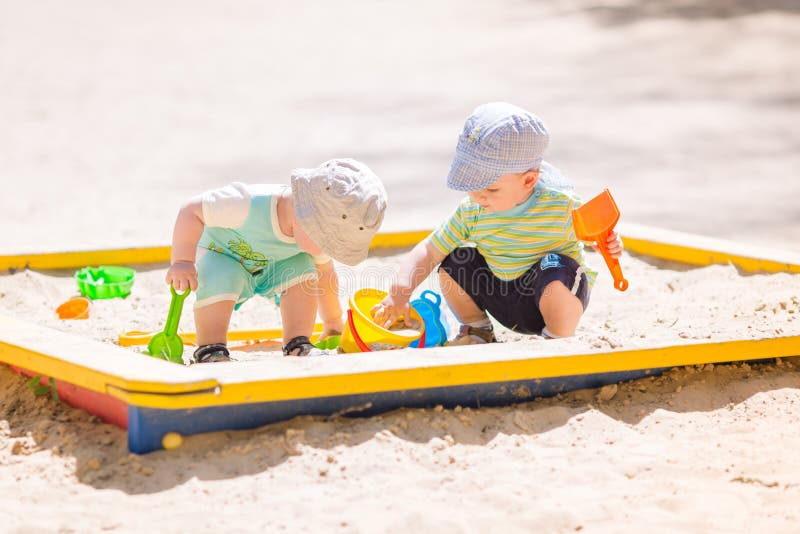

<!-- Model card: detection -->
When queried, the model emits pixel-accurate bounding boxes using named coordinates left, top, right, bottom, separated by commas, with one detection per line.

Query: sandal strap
left=194, top=343, right=230, bottom=363
left=283, top=336, right=313, bottom=356
left=458, top=325, right=497, bottom=344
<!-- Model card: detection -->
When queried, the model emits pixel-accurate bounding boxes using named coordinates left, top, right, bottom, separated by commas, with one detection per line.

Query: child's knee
left=541, top=280, right=584, bottom=305
left=539, top=280, right=584, bottom=336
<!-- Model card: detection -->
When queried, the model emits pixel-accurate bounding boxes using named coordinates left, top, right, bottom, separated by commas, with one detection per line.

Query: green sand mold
left=75, top=266, right=135, bottom=299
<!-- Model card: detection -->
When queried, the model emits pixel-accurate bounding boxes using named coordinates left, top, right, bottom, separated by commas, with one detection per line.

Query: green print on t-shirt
left=227, top=238, right=268, bottom=266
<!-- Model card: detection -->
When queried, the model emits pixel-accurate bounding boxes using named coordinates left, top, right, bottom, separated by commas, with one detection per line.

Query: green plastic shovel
left=147, top=286, right=190, bottom=364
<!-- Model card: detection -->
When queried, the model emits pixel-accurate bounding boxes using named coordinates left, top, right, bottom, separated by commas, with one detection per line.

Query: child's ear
left=523, top=170, right=539, bottom=189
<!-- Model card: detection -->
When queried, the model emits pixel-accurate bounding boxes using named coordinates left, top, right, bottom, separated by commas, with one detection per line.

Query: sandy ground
left=2, top=252, right=799, bottom=356
left=2, top=0, right=800, bottom=532
left=2, top=251, right=800, bottom=532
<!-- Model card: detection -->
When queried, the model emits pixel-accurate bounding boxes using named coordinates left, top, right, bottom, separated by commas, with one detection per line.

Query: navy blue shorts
left=438, top=247, right=591, bottom=335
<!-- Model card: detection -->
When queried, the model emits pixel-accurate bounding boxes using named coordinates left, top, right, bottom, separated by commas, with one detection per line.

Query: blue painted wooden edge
left=127, top=367, right=669, bottom=453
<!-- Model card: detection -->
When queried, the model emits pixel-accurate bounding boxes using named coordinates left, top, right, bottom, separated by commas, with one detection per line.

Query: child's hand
left=592, top=232, right=624, bottom=259
left=371, top=294, right=411, bottom=330
left=606, top=231, right=623, bottom=258
left=165, top=261, right=198, bottom=292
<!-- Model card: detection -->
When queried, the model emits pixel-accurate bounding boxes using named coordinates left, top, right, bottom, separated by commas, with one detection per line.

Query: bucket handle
left=347, top=308, right=372, bottom=352
left=420, top=290, right=441, bottom=308
left=346, top=308, right=426, bottom=352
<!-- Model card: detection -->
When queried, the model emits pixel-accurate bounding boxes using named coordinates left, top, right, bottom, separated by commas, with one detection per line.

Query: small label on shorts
left=540, top=253, right=562, bottom=270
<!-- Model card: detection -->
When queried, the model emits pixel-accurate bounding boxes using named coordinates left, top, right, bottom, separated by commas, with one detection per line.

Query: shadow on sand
left=2, top=358, right=799, bottom=494
left=574, top=0, right=800, bottom=26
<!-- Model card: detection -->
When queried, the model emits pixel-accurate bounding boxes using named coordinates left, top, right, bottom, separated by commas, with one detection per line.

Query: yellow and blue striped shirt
left=428, top=186, right=597, bottom=286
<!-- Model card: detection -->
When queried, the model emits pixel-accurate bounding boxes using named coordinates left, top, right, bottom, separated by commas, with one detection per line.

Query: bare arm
left=371, top=240, right=446, bottom=329
left=165, top=196, right=205, bottom=291
left=315, top=259, right=344, bottom=336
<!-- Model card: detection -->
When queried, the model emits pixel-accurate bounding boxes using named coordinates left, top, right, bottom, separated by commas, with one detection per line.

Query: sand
left=2, top=251, right=800, bottom=532
left=2, top=0, right=800, bottom=531
left=2, top=251, right=799, bottom=357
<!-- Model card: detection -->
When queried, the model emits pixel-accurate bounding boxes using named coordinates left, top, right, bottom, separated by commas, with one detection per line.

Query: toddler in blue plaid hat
left=372, top=102, right=623, bottom=343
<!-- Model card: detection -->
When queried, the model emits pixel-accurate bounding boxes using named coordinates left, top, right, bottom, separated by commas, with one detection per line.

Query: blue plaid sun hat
left=446, top=102, right=549, bottom=192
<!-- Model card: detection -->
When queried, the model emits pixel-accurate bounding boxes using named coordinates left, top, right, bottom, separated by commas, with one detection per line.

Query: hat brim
left=446, top=152, right=545, bottom=192
left=446, top=155, right=500, bottom=192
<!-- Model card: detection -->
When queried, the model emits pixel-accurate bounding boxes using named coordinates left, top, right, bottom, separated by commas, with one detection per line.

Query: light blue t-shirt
left=198, top=183, right=313, bottom=273
left=193, top=183, right=326, bottom=309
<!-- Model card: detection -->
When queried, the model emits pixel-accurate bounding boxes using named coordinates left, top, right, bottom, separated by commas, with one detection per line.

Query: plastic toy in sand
left=119, top=324, right=327, bottom=348
left=340, top=288, right=426, bottom=353
left=75, top=266, right=135, bottom=299
left=229, top=333, right=342, bottom=353
left=147, top=286, right=190, bottom=364
left=122, top=287, right=442, bottom=357
left=409, top=290, right=450, bottom=348
left=572, top=189, right=629, bottom=291
left=313, top=335, right=341, bottom=350
left=55, top=296, right=91, bottom=320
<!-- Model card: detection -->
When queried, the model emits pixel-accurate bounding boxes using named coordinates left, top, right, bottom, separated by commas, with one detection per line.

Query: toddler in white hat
left=166, top=158, right=387, bottom=362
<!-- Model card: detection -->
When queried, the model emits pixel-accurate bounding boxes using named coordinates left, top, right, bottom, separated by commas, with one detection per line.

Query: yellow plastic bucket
left=340, top=288, right=425, bottom=353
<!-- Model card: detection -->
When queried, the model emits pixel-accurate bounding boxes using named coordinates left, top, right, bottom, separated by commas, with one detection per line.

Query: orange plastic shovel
left=572, top=189, right=629, bottom=291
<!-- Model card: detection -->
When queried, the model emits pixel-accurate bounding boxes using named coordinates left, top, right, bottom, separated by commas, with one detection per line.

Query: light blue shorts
left=194, top=249, right=317, bottom=310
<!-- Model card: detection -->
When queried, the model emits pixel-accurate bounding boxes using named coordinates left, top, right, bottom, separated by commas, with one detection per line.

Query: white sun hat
left=291, top=158, right=388, bottom=266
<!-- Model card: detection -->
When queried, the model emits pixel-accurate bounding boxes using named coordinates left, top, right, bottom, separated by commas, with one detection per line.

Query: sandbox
left=0, top=224, right=798, bottom=453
